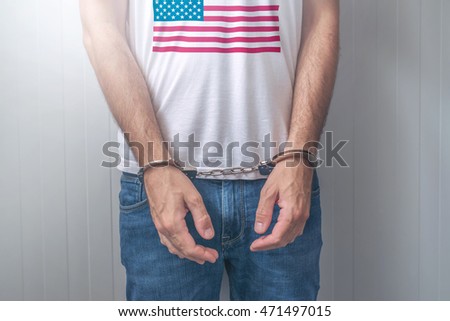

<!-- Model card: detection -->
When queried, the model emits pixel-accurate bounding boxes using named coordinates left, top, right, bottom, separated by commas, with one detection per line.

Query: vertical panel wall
left=319, top=0, right=449, bottom=300
left=0, top=0, right=120, bottom=300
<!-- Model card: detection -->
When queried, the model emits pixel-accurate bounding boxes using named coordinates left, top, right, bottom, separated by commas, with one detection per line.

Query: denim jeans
left=119, top=170, right=322, bottom=300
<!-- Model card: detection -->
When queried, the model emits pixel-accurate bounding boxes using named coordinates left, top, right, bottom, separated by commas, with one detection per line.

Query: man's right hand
left=144, top=166, right=219, bottom=265
left=80, top=0, right=217, bottom=264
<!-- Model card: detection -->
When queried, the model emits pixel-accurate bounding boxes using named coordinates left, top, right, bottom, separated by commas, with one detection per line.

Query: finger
left=252, top=196, right=311, bottom=251
left=185, top=193, right=215, bottom=240
left=254, top=184, right=277, bottom=234
left=164, top=220, right=219, bottom=264
left=163, top=233, right=207, bottom=264
left=250, top=213, right=296, bottom=251
left=156, top=212, right=206, bottom=263
left=188, top=243, right=219, bottom=264
left=159, top=233, right=186, bottom=259
left=173, top=231, right=219, bottom=264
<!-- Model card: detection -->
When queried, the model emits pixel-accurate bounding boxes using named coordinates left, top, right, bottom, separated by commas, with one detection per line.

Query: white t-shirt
left=118, top=0, right=303, bottom=179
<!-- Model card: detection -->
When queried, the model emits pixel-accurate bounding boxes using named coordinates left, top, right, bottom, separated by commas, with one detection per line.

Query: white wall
left=318, top=0, right=450, bottom=300
left=0, top=0, right=449, bottom=300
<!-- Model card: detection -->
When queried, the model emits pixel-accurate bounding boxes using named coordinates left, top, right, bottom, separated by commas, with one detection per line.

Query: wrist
left=285, top=138, right=320, bottom=155
left=138, top=158, right=182, bottom=179
left=274, top=157, right=314, bottom=172
left=272, top=149, right=320, bottom=168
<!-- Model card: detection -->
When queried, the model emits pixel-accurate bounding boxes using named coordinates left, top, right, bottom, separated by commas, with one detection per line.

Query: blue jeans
left=119, top=171, right=322, bottom=300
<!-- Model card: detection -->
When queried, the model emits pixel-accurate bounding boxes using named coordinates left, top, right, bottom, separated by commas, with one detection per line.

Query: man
left=80, top=0, right=339, bottom=300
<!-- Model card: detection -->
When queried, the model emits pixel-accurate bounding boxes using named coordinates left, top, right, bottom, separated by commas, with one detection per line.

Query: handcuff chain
left=196, top=165, right=260, bottom=177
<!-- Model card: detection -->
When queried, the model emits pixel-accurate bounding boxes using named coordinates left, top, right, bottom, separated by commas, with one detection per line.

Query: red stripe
left=204, top=16, right=279, bottom=22
left=153, top=36, right=281, bottom=43
left=153, top=26, right=279, bottom=33
left=153, top=46, right=281, bottom=53
left=204, top=5, right=279, bottom=12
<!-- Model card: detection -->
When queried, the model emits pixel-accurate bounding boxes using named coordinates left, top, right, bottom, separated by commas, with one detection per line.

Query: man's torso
left=119, top=0, right=304, bottom=179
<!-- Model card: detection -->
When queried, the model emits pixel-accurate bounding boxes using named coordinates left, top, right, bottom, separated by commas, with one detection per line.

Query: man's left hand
left=250, top=159, right=314, bottom=251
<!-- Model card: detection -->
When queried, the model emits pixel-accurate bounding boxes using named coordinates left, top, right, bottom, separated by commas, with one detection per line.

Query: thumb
left=185, top=193, right=214, bottom=240
left=255, top=188, right=277, bottom=234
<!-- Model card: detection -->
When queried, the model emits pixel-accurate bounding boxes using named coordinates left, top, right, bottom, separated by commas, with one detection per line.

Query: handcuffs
left=137, top=149, right=321, bottom=179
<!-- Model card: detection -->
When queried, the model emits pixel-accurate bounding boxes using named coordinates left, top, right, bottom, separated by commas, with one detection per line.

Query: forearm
left=288, top=0, right=340, bottom=150
left=82, top=20, right=166, bottom=165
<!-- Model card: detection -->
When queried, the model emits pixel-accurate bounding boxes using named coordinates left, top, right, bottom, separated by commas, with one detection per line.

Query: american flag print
left=152, top=0, right=281, bottom=53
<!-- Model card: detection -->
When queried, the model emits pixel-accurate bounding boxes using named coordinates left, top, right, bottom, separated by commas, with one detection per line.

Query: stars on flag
left=154, top=0, right=204, bottom=21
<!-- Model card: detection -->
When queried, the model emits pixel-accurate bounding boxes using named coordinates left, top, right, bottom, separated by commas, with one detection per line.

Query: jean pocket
left=119, top=173, right=149, bottom=213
